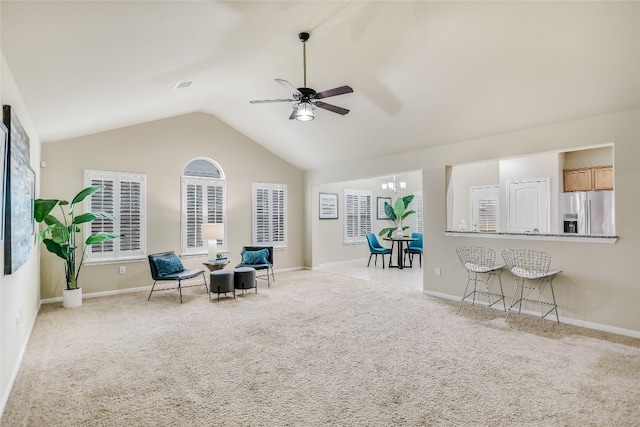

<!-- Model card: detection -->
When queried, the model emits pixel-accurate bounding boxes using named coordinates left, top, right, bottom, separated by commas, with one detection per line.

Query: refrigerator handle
left=587, top=199, right=591, bottom=235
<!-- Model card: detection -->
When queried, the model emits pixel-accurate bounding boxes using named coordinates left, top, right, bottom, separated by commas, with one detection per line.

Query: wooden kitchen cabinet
left=563, top=165, right=613, bottom=192
left=593, top=166, right=613, bottom=190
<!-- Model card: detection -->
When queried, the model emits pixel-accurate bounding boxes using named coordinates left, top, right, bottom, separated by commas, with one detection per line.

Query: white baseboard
left=40, top=267, right=308, bottom=305
left=1, top=300, right=42, bottom=417
left=423, top=290, right=640, bottom=339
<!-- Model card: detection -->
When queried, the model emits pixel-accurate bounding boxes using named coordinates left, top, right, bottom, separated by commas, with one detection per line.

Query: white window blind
left=413, top=191, right=424, bottom=234
left=252, top=182, right=287, bottom=248
left=478, top=199, right=498, bottom=232
left=181, top=158, right=226, bottom=255
left=182, top=177, right=225, bottom=254
left=470, top=185, right=499, bottom=233
left=344, top=189, right=372, bottom=244
left=84, top=170, right=146, bottom=262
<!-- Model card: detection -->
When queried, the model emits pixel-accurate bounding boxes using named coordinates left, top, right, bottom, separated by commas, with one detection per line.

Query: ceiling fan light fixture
left=294, top=102, right=314, bottom=121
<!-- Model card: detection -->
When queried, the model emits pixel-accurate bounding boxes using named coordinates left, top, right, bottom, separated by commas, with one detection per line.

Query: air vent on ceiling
left=174, top=80, right=194, bottom=89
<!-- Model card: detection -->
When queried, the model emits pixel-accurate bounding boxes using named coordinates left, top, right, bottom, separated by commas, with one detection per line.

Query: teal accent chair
left=366, top=233, right=391, bottom=268
left=404, top=232, right=423, bottom=268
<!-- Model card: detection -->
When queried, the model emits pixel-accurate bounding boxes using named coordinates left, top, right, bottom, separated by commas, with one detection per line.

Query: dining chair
left=501, top=249, right=562, bottom=326
left=404, top=232, right=423, bottom=267
left=456, top=246, right=506, bottom=311
left=366, top=233, right=391, bottom=268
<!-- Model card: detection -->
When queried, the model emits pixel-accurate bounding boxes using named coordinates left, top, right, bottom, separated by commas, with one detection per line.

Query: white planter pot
left=63, top=288, right=82, bottom=308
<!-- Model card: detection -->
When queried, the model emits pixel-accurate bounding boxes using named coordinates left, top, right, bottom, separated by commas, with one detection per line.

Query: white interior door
left=507, top=178, right=550, bottom=233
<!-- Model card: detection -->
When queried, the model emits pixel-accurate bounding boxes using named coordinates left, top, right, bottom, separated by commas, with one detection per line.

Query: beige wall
left=306, top=109, right=640, bottom=335
left=563, top=146, right=613, bottom=169
left=38, top=112, right=305, bottom=299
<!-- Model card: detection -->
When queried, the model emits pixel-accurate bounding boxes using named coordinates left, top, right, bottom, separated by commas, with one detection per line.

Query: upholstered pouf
left=234, top=267, right=257, bottom=296
left=209, top=270, right=235, bottom=301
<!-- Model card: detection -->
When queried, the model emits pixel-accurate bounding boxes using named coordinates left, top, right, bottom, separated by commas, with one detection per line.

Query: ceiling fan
left=250, top=32, right=353, bottom=121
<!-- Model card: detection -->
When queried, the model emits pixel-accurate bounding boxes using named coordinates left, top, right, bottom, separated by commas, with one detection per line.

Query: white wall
left=0, top=53, right=42, bottom=415
left=306, top=109, right=640, bottom=336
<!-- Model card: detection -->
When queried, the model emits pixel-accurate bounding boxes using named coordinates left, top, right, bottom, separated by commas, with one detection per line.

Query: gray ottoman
left=209, top=270, right=235, bottom=301
left=234, top=267, right=257, bottom=295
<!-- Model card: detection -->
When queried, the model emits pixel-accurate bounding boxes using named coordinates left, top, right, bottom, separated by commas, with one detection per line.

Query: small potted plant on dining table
left=34, top=185, right=119, bottom=308
left=378, top=194, right=416, bottom=239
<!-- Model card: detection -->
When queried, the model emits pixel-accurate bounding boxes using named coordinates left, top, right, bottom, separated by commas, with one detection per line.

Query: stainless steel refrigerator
left=561, top=190, right=614, bottom=235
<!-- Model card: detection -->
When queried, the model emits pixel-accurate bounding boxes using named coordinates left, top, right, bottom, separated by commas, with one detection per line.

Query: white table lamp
left=201, top=223, right=224, bottom=260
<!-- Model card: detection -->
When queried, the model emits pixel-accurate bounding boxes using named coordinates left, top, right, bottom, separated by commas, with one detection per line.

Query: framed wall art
left=0, top=122, right=7, bottom=243
left=377, top=197, right=392, bottom=220
left=319, top=192, right=338, bottom=220
left=3, top=105, right=35, bottom=275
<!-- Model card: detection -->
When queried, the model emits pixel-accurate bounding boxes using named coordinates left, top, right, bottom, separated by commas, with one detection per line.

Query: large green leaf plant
left=34, top=185, right=119, bottom=290
left=378, top=195, right=416, bottom=239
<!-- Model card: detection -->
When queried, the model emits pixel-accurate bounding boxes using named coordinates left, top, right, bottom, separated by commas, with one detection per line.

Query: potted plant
left=378, top=195, right=416, bottom=239
left=34, top=185, right=118, bottom=308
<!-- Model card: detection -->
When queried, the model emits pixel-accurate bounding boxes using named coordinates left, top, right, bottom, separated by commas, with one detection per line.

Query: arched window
left=181, top=158, right=226, bottom=255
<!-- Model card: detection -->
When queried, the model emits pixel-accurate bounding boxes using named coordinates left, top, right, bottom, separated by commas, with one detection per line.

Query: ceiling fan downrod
left=299, top=32, right=309, bottom=88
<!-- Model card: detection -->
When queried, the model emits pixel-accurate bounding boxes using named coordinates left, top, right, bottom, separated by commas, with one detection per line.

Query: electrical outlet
left=435, top=267, right=441, bottom=276
left=119, top=266, right=126, bottom=274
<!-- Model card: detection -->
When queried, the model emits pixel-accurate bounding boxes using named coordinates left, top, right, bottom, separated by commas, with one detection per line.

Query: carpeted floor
left=2, top=269, right=639, bottom=426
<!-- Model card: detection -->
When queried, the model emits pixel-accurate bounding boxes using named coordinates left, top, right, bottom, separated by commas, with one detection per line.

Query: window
left=181, top=158, right=226, bottom=255
left=84, top=170, right=146, bottom=262
left=412, top=191, right=424, bottom=234
left=471, top=186, right=499, bottom=232
left=344, top=189, right=372, bottom=243
left=252, top=182, right=287, bottom=248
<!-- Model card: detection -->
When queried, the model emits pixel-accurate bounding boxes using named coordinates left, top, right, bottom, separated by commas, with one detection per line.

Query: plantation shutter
left=271, top=187, right=286, bottom=245
left=84, top=170, right=146, bottom=262
left=182, top=177, right=225, bottom=254
left=90, top=178, right=115, bottom=254
left=344, top=189, right=372, bottom=243
left=185, top=182, right=204, bottom=249
left=477, top=199, right=498, bottom=232
left=413, top=191, right=424, bottom=233
left=252, top=183, right=287, bottom=248
left=119, top=178, right=143, bottom=252
left=470, top=186, right=499, bottom=233
left=255, top=187, right=270, bottom=244
left=181, top=158, right=226, bottom=255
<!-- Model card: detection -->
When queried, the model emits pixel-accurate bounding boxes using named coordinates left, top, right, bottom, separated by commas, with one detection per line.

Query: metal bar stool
left=501, top=249, right=562, bottom=326
left=456, top=246, right=506, bottom=311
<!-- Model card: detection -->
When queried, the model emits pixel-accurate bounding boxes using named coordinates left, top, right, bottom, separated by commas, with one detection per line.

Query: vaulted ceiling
left=2, top=1, right=638, bottom=171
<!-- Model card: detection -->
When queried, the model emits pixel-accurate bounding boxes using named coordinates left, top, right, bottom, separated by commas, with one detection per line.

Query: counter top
left=445, top=230, right=617, bottom=243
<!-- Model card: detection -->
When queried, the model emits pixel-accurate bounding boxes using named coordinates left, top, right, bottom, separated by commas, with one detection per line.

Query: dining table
left=383, top=236, right=418, bottom=269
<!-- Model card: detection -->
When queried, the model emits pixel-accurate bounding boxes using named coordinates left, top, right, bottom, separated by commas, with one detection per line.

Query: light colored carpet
left=2, top=269, right=639, bottom=426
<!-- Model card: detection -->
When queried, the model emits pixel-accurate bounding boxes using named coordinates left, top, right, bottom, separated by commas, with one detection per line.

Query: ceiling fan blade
left=249, top=99, right=295, bottom=104
left=276, top=79, right=302, bottom=96
left=289, top=110, right=297, bottom=120
left=315, top=85, right=353, bottom=99
left=314, top=101, right=350, bottom=115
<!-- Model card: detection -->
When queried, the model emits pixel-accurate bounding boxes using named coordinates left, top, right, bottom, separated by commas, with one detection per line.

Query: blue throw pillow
left=154, top=256, right=185, bottom=277
left=241, top=248, right=269, bottom=265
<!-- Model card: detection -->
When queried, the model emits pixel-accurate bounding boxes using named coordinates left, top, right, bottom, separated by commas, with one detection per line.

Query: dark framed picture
left=319, top=192, right=338, bottom=220
left=0, top=122, right=7, bottom=242
left=3, top=105, right=34, bottom=274
left=377, top=197, right=392, bottom=220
